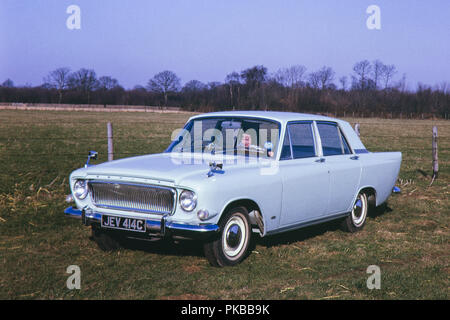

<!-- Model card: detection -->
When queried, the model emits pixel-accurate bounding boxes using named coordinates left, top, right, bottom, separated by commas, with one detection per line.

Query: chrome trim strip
left=64, top=206, right=82, bottom=218
left=88, top=180, right=177, bottom=215
left=166, top=222, right=220, bottom=233
left=89, top=203, right=173, bottom=215
left=266, top=212, right=349, bottom=236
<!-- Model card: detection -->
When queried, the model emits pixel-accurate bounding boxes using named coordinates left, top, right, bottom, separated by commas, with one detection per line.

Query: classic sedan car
left=64, top=111, right=401, bottom=266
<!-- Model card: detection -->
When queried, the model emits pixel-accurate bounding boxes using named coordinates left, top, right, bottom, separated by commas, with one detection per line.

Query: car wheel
left=204, top=207, right=252, bottom=267
left=341, top=192, right=368, bottom=233
left=91, top=226, right=122, bottom=251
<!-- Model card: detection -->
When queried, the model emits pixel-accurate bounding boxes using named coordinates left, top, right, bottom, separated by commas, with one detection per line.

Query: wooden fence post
left=107, top=122, right=114, bottom=161
left=354, top=123, right=360, bottom=137
left=431, top=126, right=438, bottom=182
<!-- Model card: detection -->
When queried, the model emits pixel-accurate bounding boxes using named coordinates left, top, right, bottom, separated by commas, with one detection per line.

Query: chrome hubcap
left=222, top=215, right=247, bottom=259
left=226, top=224, right=242, bottom=249
left=351, top=194, right=366, bottom=227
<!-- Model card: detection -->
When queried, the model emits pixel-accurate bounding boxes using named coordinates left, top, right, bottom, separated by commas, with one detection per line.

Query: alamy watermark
left=167, top=124, right=281, bottom=176
left=66, top=265, right=81, bottom=290
left=66, top=5, right=81, bottom=30
left=366, top=265, right=381, bottom=289
left=366, top=5, right=381, bottom=30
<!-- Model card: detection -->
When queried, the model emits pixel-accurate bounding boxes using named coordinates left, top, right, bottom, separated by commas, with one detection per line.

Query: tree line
left=1, top=60, right=448, bottom=118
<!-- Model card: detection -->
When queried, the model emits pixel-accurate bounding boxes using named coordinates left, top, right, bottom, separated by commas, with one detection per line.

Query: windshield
left=166, top=117, right=281, bottom=159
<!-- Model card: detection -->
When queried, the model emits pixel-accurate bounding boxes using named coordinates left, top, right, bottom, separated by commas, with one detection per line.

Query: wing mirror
left=85, top=150, right=98, bottom=167
left=207, top=161, right=224, bottom=177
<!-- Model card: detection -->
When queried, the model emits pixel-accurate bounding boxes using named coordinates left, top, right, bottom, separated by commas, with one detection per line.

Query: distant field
left=0, top=103, right=182, bottom=113
left=0, top=110, right=448, bottom=299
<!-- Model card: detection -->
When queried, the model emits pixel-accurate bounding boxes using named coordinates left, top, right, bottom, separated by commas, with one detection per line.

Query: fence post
left=107, top=122, right=114, bottom=161
left=354, top=123, right=360, bottom=137
left=431, top=126, right=438, bottom=182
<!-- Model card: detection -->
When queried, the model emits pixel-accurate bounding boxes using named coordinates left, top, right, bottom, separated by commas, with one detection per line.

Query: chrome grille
left=88, top=181, right=176, bottom=215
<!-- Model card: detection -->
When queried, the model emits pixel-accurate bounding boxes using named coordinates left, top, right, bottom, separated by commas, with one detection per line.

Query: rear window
left=317, top=122, right=351, bottom=156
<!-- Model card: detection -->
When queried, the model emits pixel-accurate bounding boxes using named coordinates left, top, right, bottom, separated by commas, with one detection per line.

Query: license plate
left=101, top=215, right=147, bottom=233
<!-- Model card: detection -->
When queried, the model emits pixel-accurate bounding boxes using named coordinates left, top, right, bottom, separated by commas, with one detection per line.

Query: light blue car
left=64, top=111, right=402, bottom=266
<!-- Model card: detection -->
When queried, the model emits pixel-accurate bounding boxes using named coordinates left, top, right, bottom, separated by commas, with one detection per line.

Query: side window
left=317, top=122, right=352, bottom=156
left=288, top=122, right=316, bottom=159
left=280, top=128, right=292, bottom=160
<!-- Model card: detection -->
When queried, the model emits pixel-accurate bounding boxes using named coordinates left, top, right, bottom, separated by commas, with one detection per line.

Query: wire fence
left=0, top=120, right=447, bottom=167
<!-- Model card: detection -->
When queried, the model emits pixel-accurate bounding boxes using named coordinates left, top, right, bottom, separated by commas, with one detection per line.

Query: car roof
left=187, top=110, right=367, bottom=152
left=189, top=110, right=340, bottom=124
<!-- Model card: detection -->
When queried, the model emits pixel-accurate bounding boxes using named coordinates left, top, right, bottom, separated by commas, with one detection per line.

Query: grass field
left=0, top=109, right=448, bottom=300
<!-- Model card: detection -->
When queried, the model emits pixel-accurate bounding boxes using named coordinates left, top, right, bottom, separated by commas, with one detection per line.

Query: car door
left=316, top=121, right=362, bottom=215
left=279, top=121, right=330, bottom=227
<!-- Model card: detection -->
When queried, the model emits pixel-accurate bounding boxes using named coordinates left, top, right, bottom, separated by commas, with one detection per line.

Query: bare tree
left=308, top=71, right=321, bottom=89
left=1, top=79, right=14, bottom=88
left=241, top=65, right=267, bottom=88
left=147, top=70, right=181, bottom=106
left=97, top=76, right=121, bottom=90
left=274, top=65, right=307, bottom=88
left=372, top=60, right=386, bottom=89
left=318, top=66, right=335, bottom=90
left=68, top=68, right=98, bottom=104
left=183, top=80, right=207, bottom=92
left=96, top=76, right=123, bottom=106
left=240, top=65, right=268, bottom=109
left=309, top=66, right=335, bottom=90
left=396, top=73, right=407, bottom=93
left=225, top=72, right=241, bottom=109
left=43, top=67, right=71, bottom=103
left=381, top=64, right=397, bottom=89
left=273, top=65, right=307, bottom=110
left=339, top=76, right=348, bottom=90
left=353, top=60, right=372, bottom=90
left=207, top=82, right=222, bottom=90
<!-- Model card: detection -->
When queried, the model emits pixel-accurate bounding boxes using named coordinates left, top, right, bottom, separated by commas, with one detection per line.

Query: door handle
left=350, top=155, right=359, bottom=160
left=315, top=158, right=326, bottom=163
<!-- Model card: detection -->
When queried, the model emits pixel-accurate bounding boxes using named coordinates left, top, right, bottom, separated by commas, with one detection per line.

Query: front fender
left=183, top=164, right=283, bottom=234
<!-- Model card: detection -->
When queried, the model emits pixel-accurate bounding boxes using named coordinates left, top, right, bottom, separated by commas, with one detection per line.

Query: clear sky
left=1, top=0, right=449, bottom=89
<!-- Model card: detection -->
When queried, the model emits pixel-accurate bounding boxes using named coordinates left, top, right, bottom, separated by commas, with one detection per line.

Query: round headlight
left=73, top=180, right=88, bottom=200
left=179, top=190, right=197, bottom=212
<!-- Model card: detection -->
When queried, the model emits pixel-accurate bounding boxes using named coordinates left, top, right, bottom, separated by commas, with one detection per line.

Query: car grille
left=88, top=181, right=176, bottom=215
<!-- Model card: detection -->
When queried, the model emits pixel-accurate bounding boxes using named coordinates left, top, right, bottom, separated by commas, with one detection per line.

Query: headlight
left=73, top=180, right=88, bottom=200
left=179, top=190, right=197, bottom=212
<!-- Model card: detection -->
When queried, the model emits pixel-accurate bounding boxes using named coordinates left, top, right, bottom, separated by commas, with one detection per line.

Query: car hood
left=83, top=152, right=271, bottom=185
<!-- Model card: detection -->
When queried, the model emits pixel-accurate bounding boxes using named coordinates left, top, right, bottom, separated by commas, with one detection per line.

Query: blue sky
left=1, top=0, right=449, bottom=89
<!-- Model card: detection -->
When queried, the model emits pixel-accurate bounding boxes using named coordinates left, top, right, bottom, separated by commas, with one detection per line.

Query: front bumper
left=64, top=206, right=219, bottom=240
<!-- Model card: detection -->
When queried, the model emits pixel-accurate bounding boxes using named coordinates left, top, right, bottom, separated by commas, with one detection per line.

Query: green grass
left=0, top=110, right=448, bottom=299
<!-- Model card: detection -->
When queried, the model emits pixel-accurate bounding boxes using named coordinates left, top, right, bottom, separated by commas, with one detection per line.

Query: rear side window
left=317, top=122, right=351, bottom=156
left=281, top=122, right=316, bottom=159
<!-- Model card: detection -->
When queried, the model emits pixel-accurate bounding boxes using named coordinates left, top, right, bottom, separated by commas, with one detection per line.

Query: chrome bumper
left=64, top=206, right=219, bottom=240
